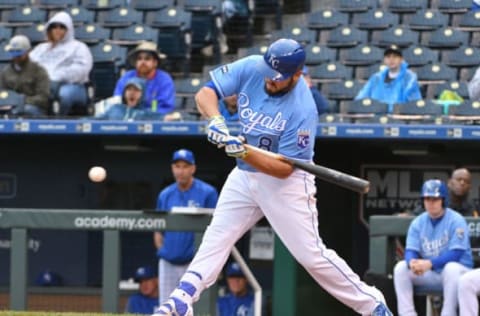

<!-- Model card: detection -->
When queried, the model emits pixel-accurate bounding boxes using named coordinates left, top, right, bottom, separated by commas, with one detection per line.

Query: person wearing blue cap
left=154, top=149, right=219, bottom=306
left=0, top=34, right=50, bottom=117
left=217, top=262, right=254, bottom=316
left=125, top=265, right=159, bottom=315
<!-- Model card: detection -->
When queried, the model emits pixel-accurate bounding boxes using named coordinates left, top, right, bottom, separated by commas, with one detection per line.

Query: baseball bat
left=244, top=144, right=370, bottom=194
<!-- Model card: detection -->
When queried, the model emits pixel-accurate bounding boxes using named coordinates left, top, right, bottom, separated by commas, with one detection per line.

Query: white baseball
left=88, top=166, right=107, bottom=182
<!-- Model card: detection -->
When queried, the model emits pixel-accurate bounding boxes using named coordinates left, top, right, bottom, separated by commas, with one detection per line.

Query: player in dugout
left=152, top=38, right=393, bottom=316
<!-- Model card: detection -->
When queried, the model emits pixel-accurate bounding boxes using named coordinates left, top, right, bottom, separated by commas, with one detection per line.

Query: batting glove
left=225, top=136, right=248, bottom=159
left=207, top=115, right=229, bottom=146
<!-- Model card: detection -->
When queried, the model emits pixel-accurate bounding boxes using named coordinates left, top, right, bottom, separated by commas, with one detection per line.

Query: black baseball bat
left=244, top=144, right=370, bottom=194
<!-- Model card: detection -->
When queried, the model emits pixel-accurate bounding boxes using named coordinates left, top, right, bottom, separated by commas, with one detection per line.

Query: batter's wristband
left=239, top=148, right=249, bottom=159
left=208, top=115, right=225, bottom=123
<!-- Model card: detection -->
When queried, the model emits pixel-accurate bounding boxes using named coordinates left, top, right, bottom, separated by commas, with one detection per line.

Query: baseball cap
left=5, top=35, right=31, bottom=58
left=384, top=45, right=402, bottom=57
left=125, top=77, right=144, bottom=91
left=133, top=265, right=156, bottom=282
left=172, top=149, right=195, bottom=165
left=226, top=262, right=245, bottom=277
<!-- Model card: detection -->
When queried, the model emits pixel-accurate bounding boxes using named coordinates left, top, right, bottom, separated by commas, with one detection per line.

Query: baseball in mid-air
left=88, top=166, right=107, bottom=183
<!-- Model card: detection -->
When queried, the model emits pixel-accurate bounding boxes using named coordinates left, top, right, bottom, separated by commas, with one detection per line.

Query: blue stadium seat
left=239, top=44, right=269, bottom=58
left=0, top=89, right=25, bottom=114
left=308, top=8, right=349, bottom=31
left=97, top=7, right=143, bottom=28
left=370, top=26, right=419, bottom=48
left=437, top=0, right=471, bottom=14
left=456, top=10, right=480, bottom=31
left=304, top=43, right=337, bottom=66
left=351, top=9, right=399, bottom=31
left=447, top=100, right=480, bottom=124
left=0, top=0, right=29, bottom=9
left=459, top=66, right=479, bottom=82
left=175, top=77, right=207, bottom=98
left=80, top=0, right=125, bottom=11
left=337, top=0, right=377, bottom=13
left=0, top=25, right=13, bottom=43
left=424, top=27, right=469, bottom=49
left=429, top=80, right=470, bottom=100
left=14, top=24, right=47, bottom=46
left=3, top=6, right=48, bottom=27
left=340, top=98, right=389, bottom=123
left=405, top=9, right=448, bottom=31
left=442, top=46, right=480, bottom=68
left=111, top=24, right=159, bottom=46
left=270, top=26, right=317, bottom=45
left=388, top=0, right=428, bottom=13
left=36, top=0, right=80, bottom=10
left=325, top=26, right=368, bottom=48
left=355, top=63, right=385, bottom=81
left=129, top=0, right=173, bottom=12
left=402, top=45, right=440, bottom=67
left=340, top=44, right=384, bottom=66
left=415, top=63, right=457, bottom=84
left=319, top=113, right=347, bottom=123
left=392, top=99, right=444, bottom=124
left=63, top=6, right=95, bottom=25
left=309, top=62, right=354, bottom=83
left=0, top=41, right=13, bottom=63
left=323, top=79, right=363, bottom=101
left=75, top=23, right=111, bottom=45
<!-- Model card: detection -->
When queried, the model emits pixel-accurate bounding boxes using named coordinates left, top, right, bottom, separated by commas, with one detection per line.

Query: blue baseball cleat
left=153, top=297, right=193, bottom=316
left=371, top=302, right=394, bottom=316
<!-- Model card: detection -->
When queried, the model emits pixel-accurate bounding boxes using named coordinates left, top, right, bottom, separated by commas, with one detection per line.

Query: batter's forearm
left=243, top=150, right=294, bottom=179
left=195, top=87, right=221, bottom=118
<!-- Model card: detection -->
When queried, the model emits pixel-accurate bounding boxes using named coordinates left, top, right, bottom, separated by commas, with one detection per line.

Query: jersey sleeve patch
left=455, top=227, right=465, bottom=240
left=297, top=129, right=311, bottom=149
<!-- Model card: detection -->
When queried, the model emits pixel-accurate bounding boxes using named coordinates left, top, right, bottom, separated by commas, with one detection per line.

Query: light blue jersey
left=209, top=55, right=318, bottom=172
left=406, top=208, right=473, bottom=270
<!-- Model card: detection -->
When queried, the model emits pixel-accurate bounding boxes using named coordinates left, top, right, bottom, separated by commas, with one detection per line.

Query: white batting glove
left=206, top=115, right=229, bottom=146
left=225, top=136, right=248, bottom=159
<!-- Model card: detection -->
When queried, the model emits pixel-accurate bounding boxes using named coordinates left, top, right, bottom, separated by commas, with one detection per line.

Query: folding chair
left=392, top=99, right=444, bottom=124
left=309, top=62, right=353, bottom=84
left=387, top=0, right=428, bottom=13
left=402, top=45, right=440, bottom=67
left=304, top=43, right=336, bottom=66
left=325, top=26, right=368, bottom=48
left=75, top=23, right=111, bottom=46
left=424, top=27, right=469, bottom=49
left=340, top=44, right=383, bottom=66
left=351, top=9, right=399, bottom=31
left=97, top=7, right=143, bottom=28
left=110, top=24, right=158, bottom=46
left=370, top=26, right=419, bottom=48
left=3, top=6, right=48, bottom=27
left=405, top=9, right=448, bottom=31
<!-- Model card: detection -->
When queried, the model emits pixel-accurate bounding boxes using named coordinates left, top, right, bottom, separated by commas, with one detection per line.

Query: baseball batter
left=153, top=38, right=392, bottom=316
left=458, top=268, right=480, bottom=316
left=393, top=179, right=473, bottom=316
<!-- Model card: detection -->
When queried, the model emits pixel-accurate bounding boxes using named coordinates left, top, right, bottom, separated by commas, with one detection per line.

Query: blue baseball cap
left=134, top=265, right=156, bottom=282
left=172, top=149, right=195, bottom=165
left=5, top=35, right=31, bottom=58
left=226, top=262, right=245, bottom=277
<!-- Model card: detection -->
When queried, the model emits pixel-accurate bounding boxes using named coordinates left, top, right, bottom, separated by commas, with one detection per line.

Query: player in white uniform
left=393, top=179, right=473, bottom=316
left=458, top=268, right=480, bottom=316
left=153, top=38, right=393, bottom=316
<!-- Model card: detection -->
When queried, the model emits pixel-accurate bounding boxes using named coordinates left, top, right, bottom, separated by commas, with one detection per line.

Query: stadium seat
left=459, top=66, right=478, bottom=82
left=238, top=44, right=269, bottom=58
left=323, top=79, right=363, bottom=101
left=89, top=42, right=127, bottom=101
left=424, top=27, right=469, bottom=49
left=110, top=24, right=159, bottom=46
left=354, top=114, right=406, bottom=124
left=340, top=44, right=383, bottom=66
left=80, top=0, right=124, bottom=11
left=75, top=23, right=111, bottom=46
left=442, top=46, right=480, bottom=68
left=303, top=43, right=337, bottom=66
left=308, top=8, right=349, bottom=32
left=415, top=63, right=457, bottom=84
left=97, top=7, right=143, bottom=28
left=370, top=26, right=419, bottom=48
left=309, top=62, right=354, bottom=83
left=402, top=45, right=439, bottom=67
left=436, top=0, right=471, bottom=14
left=392, top=99, right=444, bottom=124
left=62, top=6, right=95, bottom=25
left=0, top=89, right=25, bottom=115
left=253, top=0, right=282, bottom=29
left=36, top=0, right=80, bottom=10
left=404, top=9, right=448, bottom=31
left=325, top=26, right=368, bottom=48
left=0, top=25, right=13, bottom=42
left=429, top=80, right=470, bottom=100
left=351, top=9, right=399, bottom=31
left=447, top=100, right=480, bottom=124
left=318, top=113, right=347, bottom=123
left=339, top=98, right=389, bottom=123
left=355, top=63, right=385, bottom=81
left=175, top=77, right=207, bottom=98
left=456, top=10, right=480, bottom=31
left=270, top=26, right=317, bottom=45
left=387, top=0, right=428, bottom=13
left=129, top=0, right=173, bottom=12
left=2, top=6, right=48, bottom=27
left=14, top=24, right=47, bottom=46
left=337, top=0, right=377, bottom=12
left=0, top=0, right=29, bottom=9
left=0, top=41, right=13, bottom=63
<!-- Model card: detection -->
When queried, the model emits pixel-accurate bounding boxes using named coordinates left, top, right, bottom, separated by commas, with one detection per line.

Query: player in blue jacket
left=393, top=179, right=473, bottom=316
left=217, top=262, right=254, bottom=316
left=153, top=38, right=393, bottom=316
left=125, top=265, right=159, bottom=315
left=154, top=148, right=219, bottom=306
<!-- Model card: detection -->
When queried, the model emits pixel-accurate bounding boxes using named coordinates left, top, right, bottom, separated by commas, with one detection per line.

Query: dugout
left=2, top=121, right=480, bottom=315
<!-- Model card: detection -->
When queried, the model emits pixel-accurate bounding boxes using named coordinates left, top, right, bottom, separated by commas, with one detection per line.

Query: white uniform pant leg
left=458, top=268, right=480, bottom=316
left=393, top=260, right=448, bottom=316
left=159, top=259, right=189, bottom=304
left=254, top=170, right=384, bottom=315
left=181, top=168, right=264, bottom=301
left=441, top=262, right=470, bottom=316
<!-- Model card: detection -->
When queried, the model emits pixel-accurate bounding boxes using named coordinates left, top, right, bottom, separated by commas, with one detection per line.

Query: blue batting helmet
left=257, top=38, right=306, bottom=81
left=421, top=179, right=448, bottom=206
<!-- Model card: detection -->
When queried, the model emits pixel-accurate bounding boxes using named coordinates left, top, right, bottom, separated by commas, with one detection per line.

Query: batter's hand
left=225, top=136, right=248, bottom=159
left=207, top=115, right=229, bottom=146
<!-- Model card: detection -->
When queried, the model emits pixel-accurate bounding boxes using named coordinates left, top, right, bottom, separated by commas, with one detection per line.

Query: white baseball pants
left=458, top=268, right=480, bottom=316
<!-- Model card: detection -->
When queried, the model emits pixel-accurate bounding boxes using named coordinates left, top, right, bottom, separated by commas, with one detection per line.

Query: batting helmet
left=257, top=38, right=306, bottom=81
left=421, top=179, right=448, bottom=206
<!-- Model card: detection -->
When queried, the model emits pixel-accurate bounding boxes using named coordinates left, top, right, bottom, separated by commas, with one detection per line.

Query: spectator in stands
left=114, top=41, right=175, bottom=115
left=355, top=45, right=422, bottom=113
left=0, top=35, right=50, bottom=117
left=125, top=265, right=159, bottom=315
left=29, top=11, right=93, bottom=116
left=302, top=66, right=329, bottom=115
left=154, top=149, right=218, bottom=305
left=458, top=268, right=480, bottom=316
left=448, top=168, right=479, bottom=217
left=393, top=179, right=473, bottom=316
left=217, top=261, right=254, bottom=316
left=468, top=64, right=480, bottom=101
